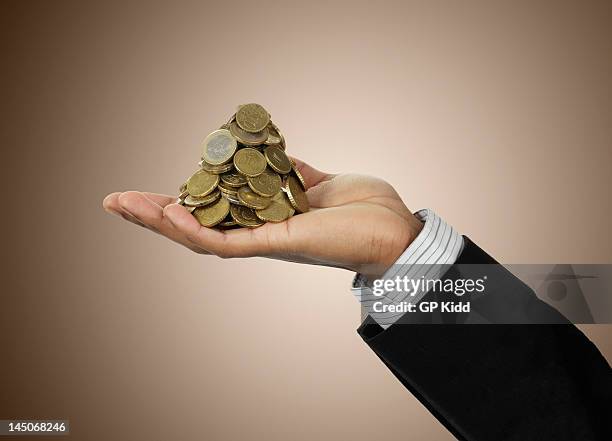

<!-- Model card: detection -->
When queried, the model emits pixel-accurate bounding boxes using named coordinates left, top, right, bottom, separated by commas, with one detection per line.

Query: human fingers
left=103, top=192, right=149, bottom=227
left=107, top=191, right=208, bottom=253
left=142, top=192, right=177, bottom=208
left=289, top=157, right=335, bottom=189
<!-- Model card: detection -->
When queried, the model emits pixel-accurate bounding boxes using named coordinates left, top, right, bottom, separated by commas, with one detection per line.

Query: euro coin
left=218, top=181, right=239, bottom=197
left=200, top=160, right=234, bottom=174
left=193, top=196, right=230, bottom=227
left=290, top=161, right=307, bottom=190
left=265, top=125, right=282, bottom=145
left=220, top=171, right=248, bottom=188
left=236, top=103, right=270, bottom=133
left=275, top=190, right=295, bottom=213
left=234, top=148, right=267, bottom=177
left=247, top=168, right=281, bottom=197
left=230, top=204, right=265, bottom=228
left=202, top=129, right=237, bottom=165
left=264, top=145, right=291, bottom=174
left=184, top=190, right=221, bottom=207
left=255, top=191, right=294, bottom=222
left=229, top=121, right=268, bottom=146
left=225, top=193, right=242, bottom=205
left=285, top=175, right=309, bottom=213
left=237, top=186, right=272, bottom=210
left=268, top=121, right=286, bottom=150
left=176, top=104, right=306, bottom=230
left=187, top=169, right=219, bottom=197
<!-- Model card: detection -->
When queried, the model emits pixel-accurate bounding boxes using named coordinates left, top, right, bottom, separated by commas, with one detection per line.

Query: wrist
left=359, top=215, right=424, bottom=280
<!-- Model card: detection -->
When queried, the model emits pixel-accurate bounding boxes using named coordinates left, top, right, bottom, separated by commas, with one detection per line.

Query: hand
left=102, top=159, right=424, bottom=275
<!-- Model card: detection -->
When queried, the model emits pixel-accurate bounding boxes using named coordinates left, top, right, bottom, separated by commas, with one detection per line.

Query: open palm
left=103, top=159, right=422, bottom=275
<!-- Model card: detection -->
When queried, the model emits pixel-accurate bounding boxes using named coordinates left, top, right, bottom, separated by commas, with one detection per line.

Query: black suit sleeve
left=357, top=237, right=612, bottom=441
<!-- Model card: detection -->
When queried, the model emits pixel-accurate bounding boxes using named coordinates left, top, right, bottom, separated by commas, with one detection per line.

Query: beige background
left=1, top=1, right=611, bottom=440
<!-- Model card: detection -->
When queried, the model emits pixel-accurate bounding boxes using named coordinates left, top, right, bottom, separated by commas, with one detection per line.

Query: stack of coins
left=176, top=103, right=309, bottom=229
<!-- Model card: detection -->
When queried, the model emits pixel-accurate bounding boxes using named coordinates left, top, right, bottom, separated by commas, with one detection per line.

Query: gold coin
left=225, top=193, right=242, bottom=205
left=247, top=168, right=282, bottom=197
left=264, top=145, right=291, bottom=174
left=218, top=181, right=239, bottom=197
left=178, top=189, right=189, bottom=200
left=185, top=205, right=197, bottom=213
left=265, top=124, right=282, bottom=145
left=276, top=191, right=295, bottom=215
left=202, top=129, right=237, bottom=165
left=220, top=171, right=248, bottom=188
left=220, top=189, right=238, bottom=199
left=179, top=182, right=187, bottom=193
left=229, top=121, right=268, bottom=146
left=200, top=160, right=234, bottom=174
left=184, top=190, right=221, bottom=207
left=290, top=161, right=307, bottom=190
left=230, top=204, right=265, bottom=228
left=236, top=103, right=270, bottom=133
left=192, top=196, right=230, bottom=227
left=285, top=175, right=309, bottom=213
left=255, top=191, right=294, bottom=222
left=187, top=169, right=219, bottom=197
left=234, top=148, right=267, bottom=177
left=268, top=121, right=286, bottom=150
left=237, top=186, right=272, bottom=210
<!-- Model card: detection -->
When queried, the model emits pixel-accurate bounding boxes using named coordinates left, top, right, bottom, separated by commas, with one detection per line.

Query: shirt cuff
left=351, top=209, right=464, bottom=329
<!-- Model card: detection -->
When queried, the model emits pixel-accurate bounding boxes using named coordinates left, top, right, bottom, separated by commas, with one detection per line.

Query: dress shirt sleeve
left=351, top=209, right=464, bottom=328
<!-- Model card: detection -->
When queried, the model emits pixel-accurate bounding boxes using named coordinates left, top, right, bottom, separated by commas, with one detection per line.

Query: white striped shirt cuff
left=351, top=209, right=464, bottom=329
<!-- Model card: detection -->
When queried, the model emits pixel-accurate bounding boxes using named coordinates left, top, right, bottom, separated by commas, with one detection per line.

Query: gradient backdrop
left=1, top=1, right=611, bottom=440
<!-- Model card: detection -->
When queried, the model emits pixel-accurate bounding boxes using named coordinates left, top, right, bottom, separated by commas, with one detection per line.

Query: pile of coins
left=176, top=103, right=309, bottom=229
